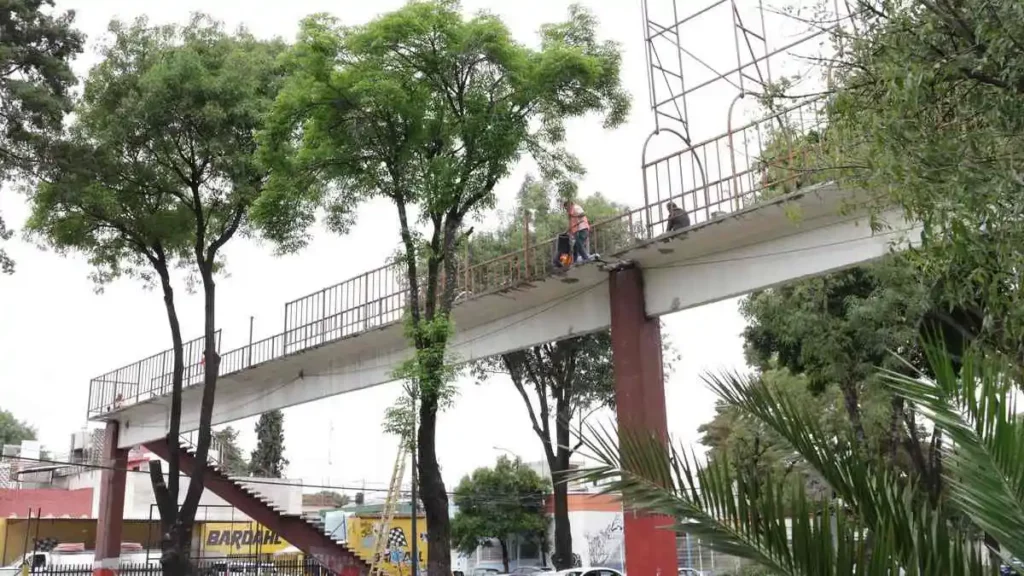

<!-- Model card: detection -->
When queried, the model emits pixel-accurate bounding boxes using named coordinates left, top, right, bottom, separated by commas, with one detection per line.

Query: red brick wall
left=0, top=489, right=93, bottom=518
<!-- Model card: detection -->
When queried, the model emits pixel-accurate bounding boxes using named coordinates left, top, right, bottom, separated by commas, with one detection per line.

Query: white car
left=548, top=569, right=623, bottom=576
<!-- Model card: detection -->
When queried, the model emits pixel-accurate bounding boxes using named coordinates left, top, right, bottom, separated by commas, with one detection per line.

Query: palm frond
left=880, top=344, right=1024, bottom=563
left=574, top=423, right=866, bottom=575
left=575, top=366, right=993, bottom=575
left=703, top=368, right=993, bottom=574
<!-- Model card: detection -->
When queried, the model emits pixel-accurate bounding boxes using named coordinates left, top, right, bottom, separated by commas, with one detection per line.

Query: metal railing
left=642, top=96, right=830, bottom=234
left=87, top=332, right=221, bottom=417
left=87, top=97, right=834, bottom=418
left=17, top=557, right=330, bottom=575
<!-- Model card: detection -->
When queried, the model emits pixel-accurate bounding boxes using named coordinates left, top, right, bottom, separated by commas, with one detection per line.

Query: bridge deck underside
left=99, top=184, right=918, bottom=448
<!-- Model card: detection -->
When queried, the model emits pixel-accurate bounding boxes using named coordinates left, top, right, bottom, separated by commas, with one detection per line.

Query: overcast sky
left=0, top=0, right=820, bottom=493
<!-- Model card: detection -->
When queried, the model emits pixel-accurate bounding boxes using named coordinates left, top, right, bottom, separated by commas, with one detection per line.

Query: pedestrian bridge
left=86, top=100, right=920, bottom=449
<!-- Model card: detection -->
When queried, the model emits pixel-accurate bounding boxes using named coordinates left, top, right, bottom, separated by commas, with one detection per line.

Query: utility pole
left=410, top=389, right=419, bottom=576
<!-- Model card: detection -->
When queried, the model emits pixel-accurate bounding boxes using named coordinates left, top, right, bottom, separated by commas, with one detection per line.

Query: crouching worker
left=666, top=201, right=690, bottom=232
left=564, top=200, right=591, bottom=262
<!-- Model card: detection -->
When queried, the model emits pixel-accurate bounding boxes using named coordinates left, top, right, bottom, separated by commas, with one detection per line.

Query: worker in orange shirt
left=563, top=200, right=591, bottom=263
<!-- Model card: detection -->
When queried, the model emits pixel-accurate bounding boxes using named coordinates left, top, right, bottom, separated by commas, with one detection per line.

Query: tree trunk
left=152, top=259, right=186, bottom=576
left=500, top=539, right=510, bottom=574
left=401, top=207, right=463, bottom=576
left=180, top=264, right=221, bottom=539
left=418, top=390, right=451, bottom=576
left=839, top=380, right=867, bottom=446
left=550, top=479, right=571, bottom=569
left=550, top=398, right=574, bottom=570
left=160, top=520, right=194, bottom=576
left=886, top=396, right=903, bottom=464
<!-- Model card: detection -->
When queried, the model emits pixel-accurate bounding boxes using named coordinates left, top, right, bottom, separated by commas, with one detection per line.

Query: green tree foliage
left=0, top=0, right=84, bottom=274
left=697, top=369, right=833, bottom=504
left=451, top=456, right=551, bottom=573
left=0, top=409, right=37, bottom=447
left=256, top=3, right=629, bottom=572
left=738, top=256, right=948, bottom=499
left=24, top=15, right=285, bottom=574
left=212, top=426, right=248, bottom=477
left=821, top=0, right=1024, bottom=361
left=577, top=344, right=1022, bottom=575
left=306, top=490, right=350, bottom=508
left=249, top=410, right=288, bottom=478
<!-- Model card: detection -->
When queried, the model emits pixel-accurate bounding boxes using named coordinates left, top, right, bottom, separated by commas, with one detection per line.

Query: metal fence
left=87, top=332, right=221, bottom=418
left=677, top=534, right=753, bottom=575
left=23, top=557, right=329, bottom=576
left=87, top=96, right=834, bottom=418
left=642, top=97, right=829, bottom=234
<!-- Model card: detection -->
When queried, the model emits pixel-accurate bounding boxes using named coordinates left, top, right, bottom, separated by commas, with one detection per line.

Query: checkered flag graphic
left=386, top=527, right=407, bottom=549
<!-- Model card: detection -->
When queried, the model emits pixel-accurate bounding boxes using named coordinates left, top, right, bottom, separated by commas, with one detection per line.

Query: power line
left=8, top=455, right=607, bottom=506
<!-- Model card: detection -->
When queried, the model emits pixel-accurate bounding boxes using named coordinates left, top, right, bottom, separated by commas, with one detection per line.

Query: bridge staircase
left=144, top=436, right=370, bottom=576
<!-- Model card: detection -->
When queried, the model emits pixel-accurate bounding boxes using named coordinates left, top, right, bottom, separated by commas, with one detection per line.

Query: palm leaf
left=574, top=366, right=993, bottom=575
left=704, top=368, right=992, bottom=575
left=880, top=343, right=1024, bottom=563
left=574, top=421, right=870, bottom=575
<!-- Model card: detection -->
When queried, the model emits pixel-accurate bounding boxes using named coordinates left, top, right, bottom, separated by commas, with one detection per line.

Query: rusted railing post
left=728, top=91, right=746, bottom=212
left=363, top=274, right=370, bottom=332
left=320, top=291, right=327, bottom=344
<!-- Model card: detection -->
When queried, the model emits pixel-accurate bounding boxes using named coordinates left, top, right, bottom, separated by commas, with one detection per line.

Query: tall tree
left=0, top=0, right=84, bottom=274
left=451, top=456, right=551, bottom=573
left=255, top=3, right=629, bottom=573
left=0, top=409, right=37, bottom=447
left=820, top=0, right=1024, bottom=362
left=249, top=410, right=288, bottom=478
left=212, top=426, right=248, bottom=477
left=25, top=15, right=284, bottom=574
left=697, top=368, right=837, bottom=504
left=471, top=178, right=673, bottom=569
left=739, top=255, right=947, bottom=498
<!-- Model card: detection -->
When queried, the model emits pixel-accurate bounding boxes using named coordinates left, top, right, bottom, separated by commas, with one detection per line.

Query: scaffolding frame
left=639, top=0, right=854, bottom=230
left=641, top=0, right=773, bottom=143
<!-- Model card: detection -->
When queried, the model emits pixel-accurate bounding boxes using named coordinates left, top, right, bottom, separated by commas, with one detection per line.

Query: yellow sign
left=345, top=516, right=427, bottom=576
left=200, top=522, right=291, bottom=555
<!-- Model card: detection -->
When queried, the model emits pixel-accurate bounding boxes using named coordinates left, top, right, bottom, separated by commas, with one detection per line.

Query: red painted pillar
left=609, top=264, right=678, bottom=576
left=94, top=421, right=129, bottom=576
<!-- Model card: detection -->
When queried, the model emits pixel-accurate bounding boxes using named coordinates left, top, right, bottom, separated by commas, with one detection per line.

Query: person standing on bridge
left=564, top=200, right=591, bottom=263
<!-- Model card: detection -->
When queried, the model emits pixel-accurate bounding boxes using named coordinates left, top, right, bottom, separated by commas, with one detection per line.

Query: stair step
left=150, top=440, right=371, bottom=572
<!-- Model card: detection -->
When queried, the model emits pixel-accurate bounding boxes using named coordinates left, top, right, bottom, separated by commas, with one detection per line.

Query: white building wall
left=124, top=467, right=303, bottom=520
left=565, top=510, right=623, bottom=570
left=48, top=463, right=302, bottom=521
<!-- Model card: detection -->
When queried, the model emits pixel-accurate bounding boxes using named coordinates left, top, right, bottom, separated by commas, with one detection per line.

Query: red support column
left=609, top=264, right=678, bottom=576
left=94, top=421, right=129, bottom=576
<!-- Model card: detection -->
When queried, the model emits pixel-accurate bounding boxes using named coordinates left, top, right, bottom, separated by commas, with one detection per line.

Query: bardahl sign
left=203, top=525, right=287, bottom=551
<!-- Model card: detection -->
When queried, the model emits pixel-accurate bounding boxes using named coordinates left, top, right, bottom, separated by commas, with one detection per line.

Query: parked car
left=546, top=568, right=623, bottom=576
left=0, top=549, right=165, bottom=576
